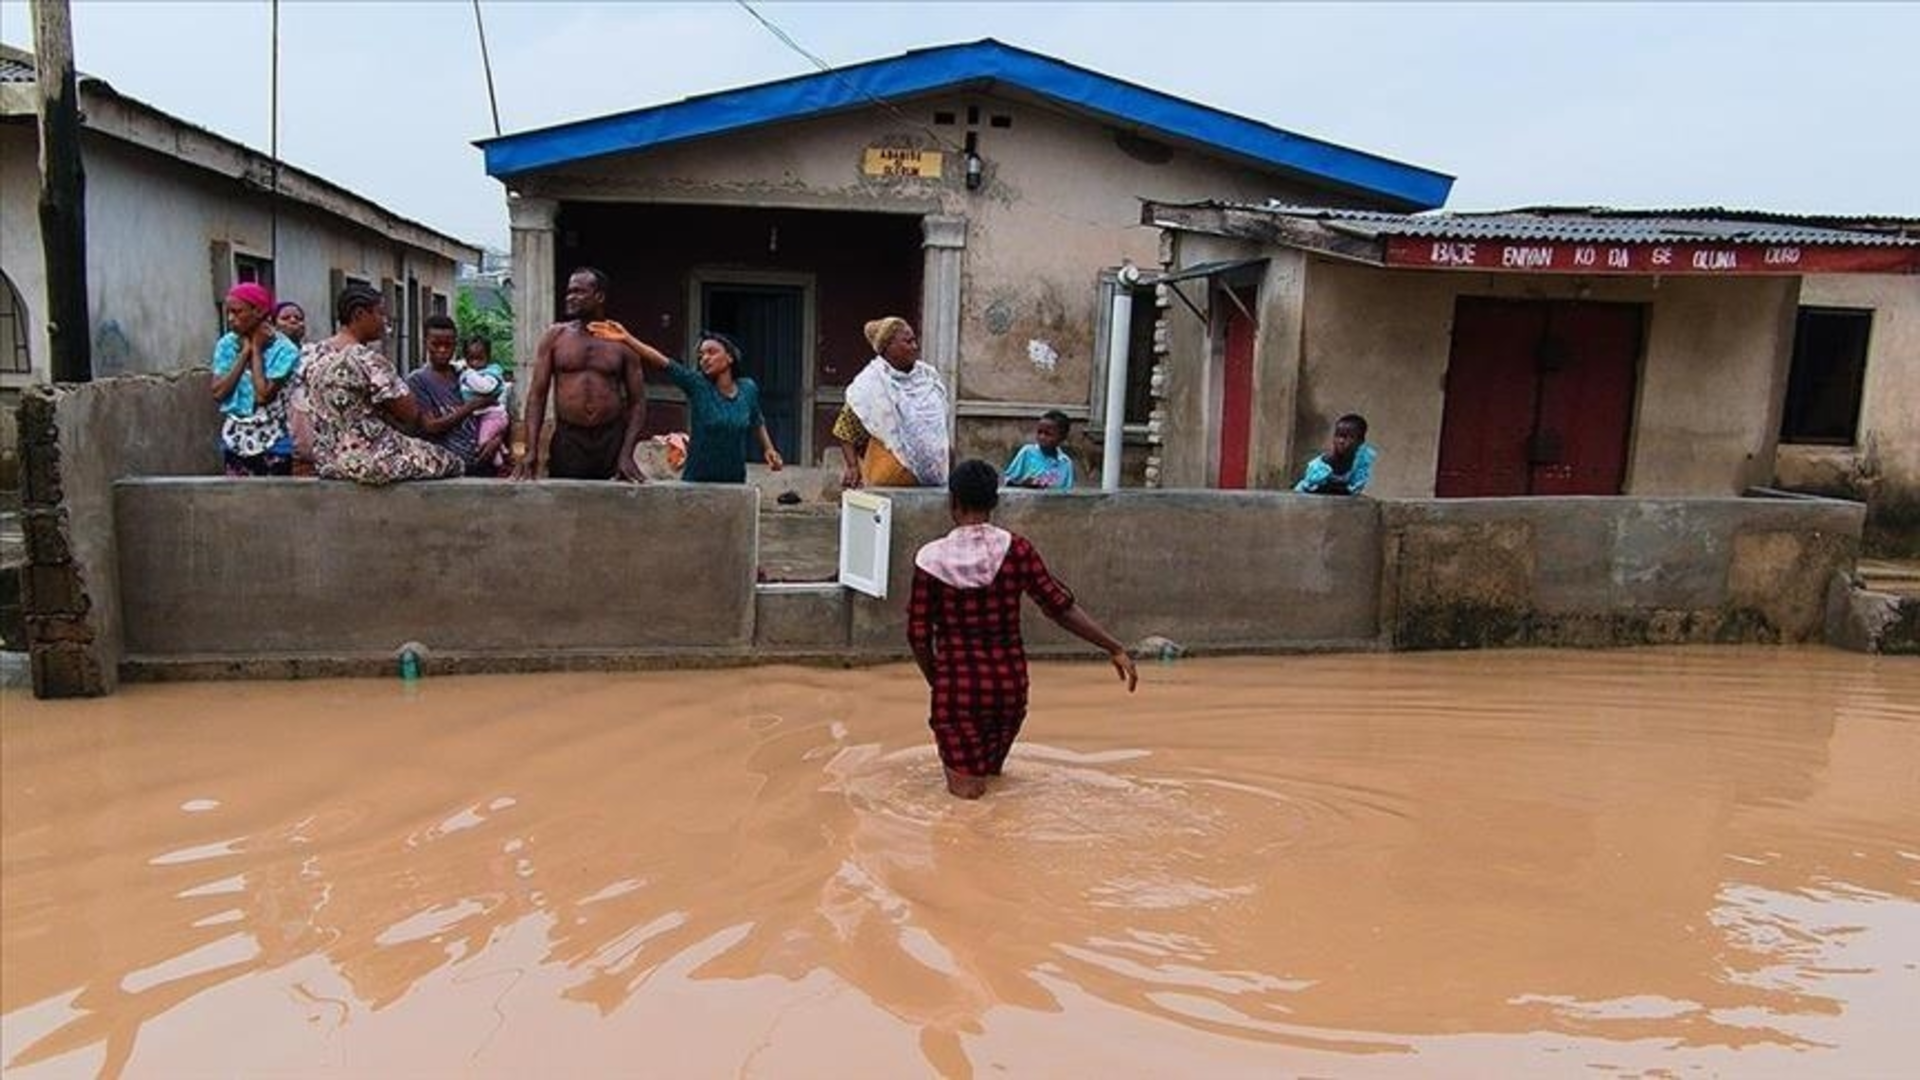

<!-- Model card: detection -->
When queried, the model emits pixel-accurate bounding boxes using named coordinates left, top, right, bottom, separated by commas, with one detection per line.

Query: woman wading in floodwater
left=908, top=459, right=1137, bottom=799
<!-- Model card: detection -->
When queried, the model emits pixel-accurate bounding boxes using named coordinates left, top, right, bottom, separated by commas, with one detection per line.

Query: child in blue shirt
left=1004, top=410, right=1077, bottom=491
left=1294, top=413, right=1376, bottom=495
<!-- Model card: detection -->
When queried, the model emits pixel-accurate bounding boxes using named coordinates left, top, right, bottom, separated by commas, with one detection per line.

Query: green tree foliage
left=455, top=289, right=515, bottom=372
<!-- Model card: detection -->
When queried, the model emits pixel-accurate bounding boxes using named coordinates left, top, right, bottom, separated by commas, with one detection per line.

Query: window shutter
left=838, top=490, right=893, bottom=599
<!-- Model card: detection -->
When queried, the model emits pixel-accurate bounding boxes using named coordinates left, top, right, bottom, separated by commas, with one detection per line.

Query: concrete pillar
left=508, top=194, right=558, bottom=419
left=1252, top=248, right=1309, bottom=489
left=920, top=214, right=967, bottom=436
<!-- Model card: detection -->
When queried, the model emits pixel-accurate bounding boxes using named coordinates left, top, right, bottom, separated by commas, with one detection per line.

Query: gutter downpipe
left=1100, top=262, right=1139, bottom=490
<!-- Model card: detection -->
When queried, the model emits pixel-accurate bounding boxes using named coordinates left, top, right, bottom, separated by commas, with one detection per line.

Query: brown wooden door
left=1217, top=287, right=1256, bottom=489
left=1436, top=298, right=1641, bottom=497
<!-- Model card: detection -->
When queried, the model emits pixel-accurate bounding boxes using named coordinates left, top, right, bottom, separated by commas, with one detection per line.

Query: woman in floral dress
left=302, top=283, right=463, bottom=485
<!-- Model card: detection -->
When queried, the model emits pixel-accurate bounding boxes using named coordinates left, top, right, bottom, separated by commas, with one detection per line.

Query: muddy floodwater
left=2, top=649, right=1916, bottom=1078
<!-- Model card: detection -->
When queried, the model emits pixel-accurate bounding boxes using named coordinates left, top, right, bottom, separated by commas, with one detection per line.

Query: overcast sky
left=3, top=1, right=1914, bottom=251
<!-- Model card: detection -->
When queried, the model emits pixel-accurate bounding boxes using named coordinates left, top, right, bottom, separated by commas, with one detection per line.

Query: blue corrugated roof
left=477, top=39, right=1453, bottom=210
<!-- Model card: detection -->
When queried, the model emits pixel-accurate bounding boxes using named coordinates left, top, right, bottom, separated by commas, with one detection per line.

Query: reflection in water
left=2, top=648, right=1916, bottom=1077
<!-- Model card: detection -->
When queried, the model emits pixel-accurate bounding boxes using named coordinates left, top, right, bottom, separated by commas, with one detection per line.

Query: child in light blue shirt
left=1004, top=410, right=1077, bottom=491
left=1294, top=413, right=1375, bottom=495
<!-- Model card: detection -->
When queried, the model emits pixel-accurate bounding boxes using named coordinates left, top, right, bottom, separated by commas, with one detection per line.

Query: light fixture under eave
left=964, top=152, right=983, bottom=191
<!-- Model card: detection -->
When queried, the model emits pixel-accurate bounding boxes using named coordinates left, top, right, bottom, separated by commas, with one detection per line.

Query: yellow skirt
left=860, top=439, right=922, bottom=487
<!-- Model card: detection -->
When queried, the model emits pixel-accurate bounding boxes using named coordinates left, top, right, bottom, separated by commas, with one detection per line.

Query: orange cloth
left=859, top=438, right=919, bottom=487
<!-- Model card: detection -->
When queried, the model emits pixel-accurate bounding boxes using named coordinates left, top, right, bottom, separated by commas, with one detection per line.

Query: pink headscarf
left=227, top=282, right=273, bottom=313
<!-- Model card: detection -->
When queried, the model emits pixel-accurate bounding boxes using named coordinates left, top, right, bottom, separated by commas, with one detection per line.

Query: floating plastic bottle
left=1133, top=635, right=1184, bottom=666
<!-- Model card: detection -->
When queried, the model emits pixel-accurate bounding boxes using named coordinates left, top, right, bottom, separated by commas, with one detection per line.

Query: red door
left=1530, top=303, right=1642, bottom=496
left=1436, top=298, right=1641, bottom=497
left=1217, top=287, right=1256, bottom=489
left=1435, top=299, right=1545, bottom=496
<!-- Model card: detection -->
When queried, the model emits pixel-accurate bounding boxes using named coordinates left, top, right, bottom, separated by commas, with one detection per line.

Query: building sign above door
left=1384, top=237, right=1920, bottom=275
left=862, top=148, right=944, bottom=179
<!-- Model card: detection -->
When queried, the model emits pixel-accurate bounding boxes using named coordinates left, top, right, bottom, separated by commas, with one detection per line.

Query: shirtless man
left=512, top=267, right=648, bottom=481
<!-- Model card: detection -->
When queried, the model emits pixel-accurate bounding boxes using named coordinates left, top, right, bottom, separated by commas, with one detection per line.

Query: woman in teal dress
left=586, top=322, right=783, bottom=482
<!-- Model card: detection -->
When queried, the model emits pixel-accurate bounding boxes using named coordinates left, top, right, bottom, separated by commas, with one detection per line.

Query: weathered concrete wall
left=526, top=90, right=1392, bottom=442
left=1777, top=273, right=1920, bottom=555
left=0, top=130, right=463, bottom=386
left=848, top=489, right=1385, bottom=654
left=115, top=480, right=757, bottom=659
left=1826, top=573, right=1920, bottom=656
left=1154, top=232, right=1277, bottom=490
left=18, top=373, right=221, bottom=696
left=1381, top=496, right=1862, bottom=649
left=1629, top=276, right=1798, bottom=495
left=40, top=482, right=1874, bottom=691
left=23, top=367, right=1871, bottom=694
left=0, top=126, right=44, bottom=384
left=1288, top=264, right=1798, bottom=500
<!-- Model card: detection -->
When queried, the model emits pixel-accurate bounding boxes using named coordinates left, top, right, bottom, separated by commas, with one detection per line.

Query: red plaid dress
left=908, top=533, right=1076, bottom=776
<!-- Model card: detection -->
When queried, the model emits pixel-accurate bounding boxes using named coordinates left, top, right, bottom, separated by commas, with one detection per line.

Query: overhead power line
left=732, top=0, right=966, bottom=156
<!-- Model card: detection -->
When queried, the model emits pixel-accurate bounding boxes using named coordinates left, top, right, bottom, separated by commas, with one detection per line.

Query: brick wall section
left=19, top=374, right=220, bottom=697
left=17, top=388, right=104, bottom=695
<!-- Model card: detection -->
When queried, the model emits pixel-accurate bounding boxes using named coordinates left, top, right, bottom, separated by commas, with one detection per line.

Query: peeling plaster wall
left=1, top=124, right=48, bottom=382
left=17, top=373, right=220, bottom=697
left=0, top=130, right=464, bottom=385
left=1628, top=276, right=1798, bottom=495
left=1777, top=273, right=1920, bottom=553
left=526, top=91, right=1390, bottom=432
left=1290, top=264, right=1796, bottom=498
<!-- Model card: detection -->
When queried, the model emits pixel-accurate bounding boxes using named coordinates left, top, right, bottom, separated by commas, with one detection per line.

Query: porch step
left=1827, top=572, right=1920, bottom=656
left=757, top=503, right=840, bottom=583
left=754, top=582, right=850, bottom=650
left=1857, top=558, right=1920, bottom=599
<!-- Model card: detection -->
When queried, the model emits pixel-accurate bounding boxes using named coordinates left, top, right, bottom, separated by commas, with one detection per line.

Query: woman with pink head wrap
left=208, top=281, right=302, bottom=475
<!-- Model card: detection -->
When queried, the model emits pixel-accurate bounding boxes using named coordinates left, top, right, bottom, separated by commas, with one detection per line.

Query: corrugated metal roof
left=0, top=52, right=35, bottom=84
left=1506, top=205, right=1920, bottom=230
left=1253, top=203, right=1920, bottom=247
left=0, top=43, right=477, bottom=263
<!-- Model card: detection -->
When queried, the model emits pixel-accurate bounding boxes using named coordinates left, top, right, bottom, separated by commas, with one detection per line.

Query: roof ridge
left=479, top=40, right=1453, bottom=209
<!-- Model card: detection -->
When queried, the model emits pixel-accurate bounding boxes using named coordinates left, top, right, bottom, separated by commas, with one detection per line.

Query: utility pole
left=33, top=0, right=91, bottom=382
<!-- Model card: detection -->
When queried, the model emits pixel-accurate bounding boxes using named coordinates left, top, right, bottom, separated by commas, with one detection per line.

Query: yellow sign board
left=862, top=147, right=943, bottom=179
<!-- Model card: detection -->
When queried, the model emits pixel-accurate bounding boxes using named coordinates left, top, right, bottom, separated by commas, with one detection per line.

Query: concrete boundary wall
left=18, top=431, right=1869, bottom=695
left=1382, top=497, right=1864, bottom=649
left=102, top=488, right=1866, bottom=684
left=19, top=374, right=222, bottom=697
left=849, top=490, right=1385, bottom=654
left=115, top=479, right=757, bottom=660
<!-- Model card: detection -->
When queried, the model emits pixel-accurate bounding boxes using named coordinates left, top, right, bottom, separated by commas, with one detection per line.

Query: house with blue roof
left=478, top=38, right=1451, bottom=470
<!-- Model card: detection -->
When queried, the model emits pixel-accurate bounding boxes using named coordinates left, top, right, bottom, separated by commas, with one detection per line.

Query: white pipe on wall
left=1101, top=263, right=1139, bottom=491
